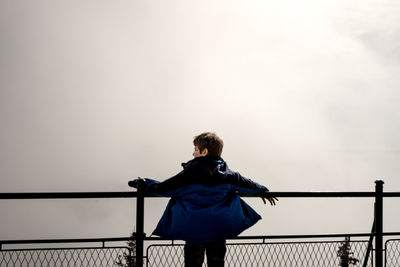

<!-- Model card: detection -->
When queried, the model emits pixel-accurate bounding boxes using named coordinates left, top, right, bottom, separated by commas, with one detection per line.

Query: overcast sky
left=1, top=0, right=400, bottom=241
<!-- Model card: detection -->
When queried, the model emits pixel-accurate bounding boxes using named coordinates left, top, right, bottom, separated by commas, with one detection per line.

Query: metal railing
left=0, top=234, right=383, bottom=267
left=0, top=237, right=135, bottom=266
left=0, top=245, right=129, bottom=267
left=146, top=235, right=374, bottom=267
left=1, top=180, right=400, bottom=267
left=385, top=239, right=400, bottom=267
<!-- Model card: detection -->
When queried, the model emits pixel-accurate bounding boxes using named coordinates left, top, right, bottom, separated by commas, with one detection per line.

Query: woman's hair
left=193, top=132, right=224, bottom=156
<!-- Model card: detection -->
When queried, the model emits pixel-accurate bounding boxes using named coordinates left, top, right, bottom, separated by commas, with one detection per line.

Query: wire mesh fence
left=385, top=239, right=400, bottom=267
left=0, top=247, right=129, bottom=267
left=147, top=239, right=372, bottom=267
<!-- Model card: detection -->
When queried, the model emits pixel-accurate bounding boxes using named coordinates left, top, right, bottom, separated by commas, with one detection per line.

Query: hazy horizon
left=1, top=0, right=400, bottom=240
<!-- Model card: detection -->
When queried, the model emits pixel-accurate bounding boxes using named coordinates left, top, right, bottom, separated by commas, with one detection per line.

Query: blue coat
left=129, top=156, right=268, bottom=243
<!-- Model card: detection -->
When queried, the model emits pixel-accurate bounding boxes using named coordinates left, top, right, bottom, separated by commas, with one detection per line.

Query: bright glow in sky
left=1, top=0, right=400, bottom=240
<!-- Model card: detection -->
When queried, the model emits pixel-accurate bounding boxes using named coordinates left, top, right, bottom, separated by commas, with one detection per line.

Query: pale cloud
left=1, top=0, right=399, bottom=239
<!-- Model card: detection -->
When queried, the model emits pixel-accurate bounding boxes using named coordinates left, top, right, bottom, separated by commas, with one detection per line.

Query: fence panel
left=385, top=239, right=400, bottom=267
left=147, top=240, right=371, bottom=267
left=0, top=247, right=129, bottom=267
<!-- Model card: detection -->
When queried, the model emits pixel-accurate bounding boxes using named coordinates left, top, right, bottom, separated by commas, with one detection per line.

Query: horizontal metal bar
left=382, top=192, right=400, bottom=197
left=144, top=233, right=376, bottom=241
left=1, top=191, right=400, bottom=200
left=0, top=237, right=133, bottom=245
left=253, top=191, right=400, bottom=197
left=143, top=192, right=378, bottom=198
left=249, top=192, right=376, bottom=198
left=0, top=246, right=128, bottom=252
left=3, top=232, right=400, bottom=246
left=232, top=233, right=376, bottom=239
left=0, top=192, right=137, bottom=199
left=145, top=192, right=378, bottom=198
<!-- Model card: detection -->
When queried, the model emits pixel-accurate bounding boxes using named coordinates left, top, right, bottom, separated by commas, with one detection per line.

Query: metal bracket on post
left=362, top=220, right=375, bottom=267
left=374, top=180, right=384, bottom=267
left=136, top=178, right=146, bottom=267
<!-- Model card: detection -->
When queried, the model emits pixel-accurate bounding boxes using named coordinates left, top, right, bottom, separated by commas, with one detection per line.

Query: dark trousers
left=184, top=240, right=226, bottom=267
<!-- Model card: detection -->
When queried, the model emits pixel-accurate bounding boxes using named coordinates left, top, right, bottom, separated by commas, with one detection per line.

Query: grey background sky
left=1, top=0, right=400, bottom=240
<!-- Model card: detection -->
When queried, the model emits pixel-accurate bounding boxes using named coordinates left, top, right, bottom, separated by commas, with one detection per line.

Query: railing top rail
left=1, top=191, right=400, bottom=199
left=0, top=192, right=137, bottom=199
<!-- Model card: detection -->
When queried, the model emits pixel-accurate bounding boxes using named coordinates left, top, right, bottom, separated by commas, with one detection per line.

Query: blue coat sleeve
left=128, top=178, right=179, bottom=197
left=222, top=167, right=269, bottom=193
left=231, top=182, right=269, bottom=194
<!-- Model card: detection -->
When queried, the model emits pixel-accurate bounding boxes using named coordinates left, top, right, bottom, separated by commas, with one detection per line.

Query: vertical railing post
left=136, top=178, right=146, bottom=267
left=375, top=180, right=384, bottom=267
